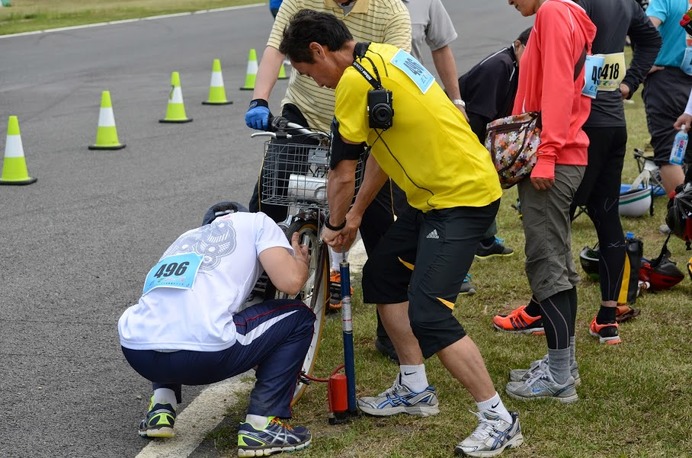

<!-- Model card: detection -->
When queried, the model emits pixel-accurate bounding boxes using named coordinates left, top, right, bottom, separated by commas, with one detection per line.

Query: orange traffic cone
left=203, top=59, right=233, bottom=105
left=0, top=116, right=37, bottom=186
left=240, top=49, right=258, bottom=91
left=160, top=71, right=193, bottom=123
left=89, top=90, right=126, bottom=150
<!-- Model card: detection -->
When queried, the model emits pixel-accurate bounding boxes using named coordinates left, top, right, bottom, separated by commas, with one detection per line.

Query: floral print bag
left=484, top=111, right=542, bottom=189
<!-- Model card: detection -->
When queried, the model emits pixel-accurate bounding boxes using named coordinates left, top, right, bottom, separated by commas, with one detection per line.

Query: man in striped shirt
left=245, top=0, right=412, bottom=312
left=246, top=0, right=411, bottom=134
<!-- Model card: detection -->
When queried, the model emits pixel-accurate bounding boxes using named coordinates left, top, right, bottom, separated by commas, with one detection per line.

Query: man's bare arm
left=259, top=232, right=309, bottom=295
left=252, top=46, right=284, bottom=102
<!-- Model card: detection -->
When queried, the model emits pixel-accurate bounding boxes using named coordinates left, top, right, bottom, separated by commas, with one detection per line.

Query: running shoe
left=138, top=399, right=176, bottom=438
left=329, top=270, right=353, bottom=312
left=615, top=304, right=640, bottom=323
left=589, top=317, right=621, bottom=345
left=455, top=411, right=523, bottom=457
left=492, top=305, right=545, bottom=335
left=505, top=369, right=578, bottom=403
left=237, top=417, right=311, bottom=457
left=357, top=376, right=439, bottom=417
left=460, top=274, right=476, bottom=296
left=509, top=355, right=581, bottom=387
left=475, top=237, right=514, bottom=260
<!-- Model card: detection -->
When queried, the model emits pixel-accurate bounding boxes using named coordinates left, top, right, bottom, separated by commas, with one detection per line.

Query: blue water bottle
left=669, top=125, right=688, bottom=165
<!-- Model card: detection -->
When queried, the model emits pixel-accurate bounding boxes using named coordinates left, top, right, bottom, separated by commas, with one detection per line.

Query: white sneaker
left=357, top=376, right=439, bottom=417
left=509, top=355, right=581, bottom=386
left=455, top=410, right=523, bottom=457
left=505, top=368, right=578, bottom=403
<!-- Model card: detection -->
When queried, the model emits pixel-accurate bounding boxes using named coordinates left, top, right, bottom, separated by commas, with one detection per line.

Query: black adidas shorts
left=362, top=201, right=499, bottom=358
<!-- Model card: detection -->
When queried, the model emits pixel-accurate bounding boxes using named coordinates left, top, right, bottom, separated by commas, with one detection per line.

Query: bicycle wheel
left=265, top=218, right=329, bottom=404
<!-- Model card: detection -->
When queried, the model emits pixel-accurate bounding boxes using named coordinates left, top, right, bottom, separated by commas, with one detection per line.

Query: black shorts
left=362, top=201, right=499, bottom=358
left=359, top=179, right=409, bottom=255
left=642, top=68, right=692, bottom=166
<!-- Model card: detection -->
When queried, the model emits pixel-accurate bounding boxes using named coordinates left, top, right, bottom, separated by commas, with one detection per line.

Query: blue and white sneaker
left=237, top=416, right=311, bottom=457
left=357, top=376, right=439, bottom=417
left=455, top=411, right=523, bottom=457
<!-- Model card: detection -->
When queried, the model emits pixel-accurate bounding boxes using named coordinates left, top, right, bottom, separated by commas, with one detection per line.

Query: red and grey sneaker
left=589, top=317, right=621, bottom=345
left=492, top=305, right=545, bottom=335
left=615, top=304, right=640, bottom=323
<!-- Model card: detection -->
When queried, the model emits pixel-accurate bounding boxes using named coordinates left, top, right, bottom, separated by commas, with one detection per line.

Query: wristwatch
left=452, top=99, right=466, bottom=108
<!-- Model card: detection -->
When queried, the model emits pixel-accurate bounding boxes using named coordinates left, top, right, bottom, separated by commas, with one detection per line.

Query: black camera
left=367, top=88, right=394, bottom=130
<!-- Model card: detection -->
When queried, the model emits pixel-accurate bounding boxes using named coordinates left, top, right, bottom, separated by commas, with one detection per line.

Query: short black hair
left=279, top=9, right=353, bottom=63
left=517, top=27, right=532, bottom=46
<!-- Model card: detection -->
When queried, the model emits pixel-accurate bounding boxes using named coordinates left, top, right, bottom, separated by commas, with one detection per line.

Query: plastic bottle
left=669, top=125, right=688, bottom=165
left=624, top=231, right=644, bottom=304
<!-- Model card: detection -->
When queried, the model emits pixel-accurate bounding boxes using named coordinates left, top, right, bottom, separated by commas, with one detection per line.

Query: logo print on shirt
left=162, top=219, right=237, bottom=271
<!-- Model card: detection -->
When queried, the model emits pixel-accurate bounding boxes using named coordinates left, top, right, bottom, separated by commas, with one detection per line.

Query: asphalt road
left=0, top=2, right=529, bottom=456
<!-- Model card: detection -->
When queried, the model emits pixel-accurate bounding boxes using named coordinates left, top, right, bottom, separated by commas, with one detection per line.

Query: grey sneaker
left=505, top=369, right=578, bottom=403
left=460, top=274, right=476, bottom=296
left=357, top=376, right=439, bottom=417
left=475, top=237, right=514, bottom=260
left=455, top=411, right=523, bottom=457
left=509, top=355, right=581, bottom=387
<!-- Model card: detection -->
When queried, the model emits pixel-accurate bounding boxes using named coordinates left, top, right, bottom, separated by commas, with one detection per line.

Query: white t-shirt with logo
left=118, top=212, right=292, bottom=352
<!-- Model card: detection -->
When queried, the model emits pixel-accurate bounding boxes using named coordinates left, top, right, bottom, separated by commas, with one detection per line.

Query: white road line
left=0, top=4, right=262, bottom=40
left=136, top=373, right=253, bottom=458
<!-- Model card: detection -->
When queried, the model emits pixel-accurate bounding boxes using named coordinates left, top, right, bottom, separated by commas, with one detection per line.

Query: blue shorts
left=122, top=299, right=315, bottom=418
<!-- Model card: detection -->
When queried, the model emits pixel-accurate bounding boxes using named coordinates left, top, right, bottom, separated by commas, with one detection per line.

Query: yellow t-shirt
left=335, top=43, right=502, bottom=211
left=268, top=0, right=411, bottom=132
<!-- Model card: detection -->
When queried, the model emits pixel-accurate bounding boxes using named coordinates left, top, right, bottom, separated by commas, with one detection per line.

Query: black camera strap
left=352, top=42, right=382, bottom=90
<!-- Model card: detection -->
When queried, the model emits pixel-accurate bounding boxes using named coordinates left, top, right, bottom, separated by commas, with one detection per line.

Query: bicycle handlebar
left=250, top=116, right=329, bottom=141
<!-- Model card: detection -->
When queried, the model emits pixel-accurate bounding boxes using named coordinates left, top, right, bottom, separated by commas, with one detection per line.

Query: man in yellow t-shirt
left=279, top=10, right=523, bottom=458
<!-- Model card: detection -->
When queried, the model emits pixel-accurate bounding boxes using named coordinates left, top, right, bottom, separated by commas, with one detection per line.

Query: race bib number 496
left=142, top=253, right=203, bottom=295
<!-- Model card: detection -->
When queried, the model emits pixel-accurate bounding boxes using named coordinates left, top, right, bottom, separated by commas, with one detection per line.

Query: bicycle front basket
left=260, top=141, right=330, bottom=209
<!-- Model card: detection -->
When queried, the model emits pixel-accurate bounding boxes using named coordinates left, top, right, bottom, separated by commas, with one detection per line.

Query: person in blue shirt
left=643, top=0, right=692, bottom=198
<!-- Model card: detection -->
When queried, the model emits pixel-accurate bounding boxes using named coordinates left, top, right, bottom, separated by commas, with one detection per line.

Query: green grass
left=0, top=0, right=258, bottom=35
left=210, top=83, right=692, bottom=456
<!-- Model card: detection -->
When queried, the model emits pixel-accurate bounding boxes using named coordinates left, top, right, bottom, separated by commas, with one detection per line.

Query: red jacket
left=513, top=0, right=597, bottom=180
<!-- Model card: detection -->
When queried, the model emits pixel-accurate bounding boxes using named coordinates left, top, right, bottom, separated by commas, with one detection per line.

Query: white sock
left=476, top=392, right=511, bottom=423
left=152, top=388, right=177, bottom=410
left=245, top=414, right=270, bottom=430
left=330, top=247, right=345, bottom=272
left=399, top=364, right=428, bottom=392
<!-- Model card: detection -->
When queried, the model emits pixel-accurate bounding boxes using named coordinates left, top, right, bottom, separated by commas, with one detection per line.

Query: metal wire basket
left=260, top=141, right=331, bottom=209
left=260, top=140, right=364, bottom=210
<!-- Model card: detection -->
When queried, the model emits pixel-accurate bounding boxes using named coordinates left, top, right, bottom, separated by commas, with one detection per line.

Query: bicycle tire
left=265, top=219, right=329, bottom=404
